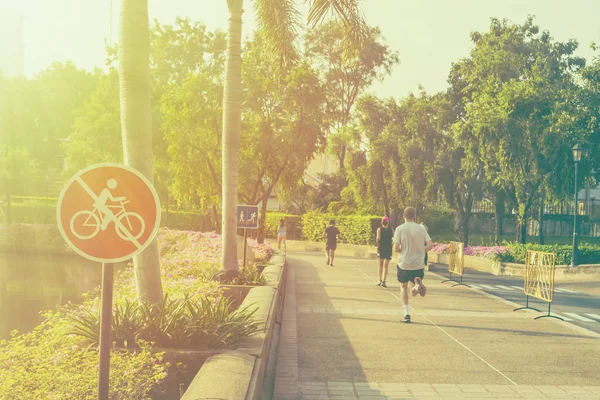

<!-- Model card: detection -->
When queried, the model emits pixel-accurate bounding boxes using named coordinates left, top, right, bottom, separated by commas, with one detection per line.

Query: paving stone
left=328, top=382, right=355, bottom=387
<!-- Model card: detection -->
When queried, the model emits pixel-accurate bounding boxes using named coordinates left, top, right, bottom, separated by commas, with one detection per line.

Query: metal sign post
left=243, top=228, right=248, bottom=266
left=98, top=263, right=114, bottom=400
left=56, top=163, right=162, bottom=400
left=237, top=205, right=259, bottom=267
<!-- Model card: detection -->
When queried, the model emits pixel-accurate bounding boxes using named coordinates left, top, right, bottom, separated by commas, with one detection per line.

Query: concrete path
left=273, top=252, right=600, bottom=400
left=429, top=265, right=600, bottom=334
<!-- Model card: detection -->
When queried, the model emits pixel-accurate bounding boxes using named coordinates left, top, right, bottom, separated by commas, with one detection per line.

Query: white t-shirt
left=394, top=222, right=431, bottom=271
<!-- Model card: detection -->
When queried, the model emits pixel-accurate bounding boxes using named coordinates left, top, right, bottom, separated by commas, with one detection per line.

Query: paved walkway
left=273, top=252, right=600, bottom=400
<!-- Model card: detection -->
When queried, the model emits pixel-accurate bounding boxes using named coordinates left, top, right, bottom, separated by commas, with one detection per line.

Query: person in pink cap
left=376, top=216, right=393, bottom=287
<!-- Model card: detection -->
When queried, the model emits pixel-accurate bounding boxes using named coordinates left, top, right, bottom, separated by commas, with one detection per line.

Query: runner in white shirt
left=394, top=207, right=433, bottom=323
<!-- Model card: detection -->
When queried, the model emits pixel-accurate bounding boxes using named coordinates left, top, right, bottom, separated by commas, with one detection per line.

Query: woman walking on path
left=376, top=216, right=393, bottom=287
left=277, top=219, right=286, bottom=253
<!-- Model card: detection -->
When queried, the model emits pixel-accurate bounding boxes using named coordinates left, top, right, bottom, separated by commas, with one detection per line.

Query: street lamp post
left=571, top=143, right=584, bottom=267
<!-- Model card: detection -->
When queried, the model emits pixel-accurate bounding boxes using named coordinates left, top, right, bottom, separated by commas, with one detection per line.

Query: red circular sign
left=57, top=163, right=161, bottom=263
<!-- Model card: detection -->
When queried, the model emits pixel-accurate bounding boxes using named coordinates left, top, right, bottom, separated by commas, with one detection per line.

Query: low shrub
left=0, top=311, right=167, bottom=400
left=224, top=262, right=268, bottom=286
left=430, top=243, right=509, bottom=260
left=301, top=211, right=379, bottom=245
left=430, top=241, right=600, bottom=265
left=68, top=294, right=260, bottom=350
left=500, top=243, right=600, bottom=265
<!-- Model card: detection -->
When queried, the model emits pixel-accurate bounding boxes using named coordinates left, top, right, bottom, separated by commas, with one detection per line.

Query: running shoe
left=414, top=277, right=426, bottom=297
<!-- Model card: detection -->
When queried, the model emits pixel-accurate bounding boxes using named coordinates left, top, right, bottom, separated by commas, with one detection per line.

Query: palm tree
left=220, top=0, right=368, bottom=273
left=118, top=0, right=163, bottom=304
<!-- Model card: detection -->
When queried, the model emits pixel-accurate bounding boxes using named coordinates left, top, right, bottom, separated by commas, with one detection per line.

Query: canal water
left=0, top=251, right=104, bottom=339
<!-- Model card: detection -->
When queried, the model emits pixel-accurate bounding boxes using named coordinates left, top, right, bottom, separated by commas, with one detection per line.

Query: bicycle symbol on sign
left=69, top=178, right=145, bottom=241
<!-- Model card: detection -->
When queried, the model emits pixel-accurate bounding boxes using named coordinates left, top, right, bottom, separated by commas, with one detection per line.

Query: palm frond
left=306, top=0, right=368, bottom=49
left=254, top=0, right=301, bottom=66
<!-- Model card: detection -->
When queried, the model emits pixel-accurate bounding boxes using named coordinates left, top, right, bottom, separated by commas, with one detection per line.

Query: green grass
left=432, top=232, right=600, bottom=246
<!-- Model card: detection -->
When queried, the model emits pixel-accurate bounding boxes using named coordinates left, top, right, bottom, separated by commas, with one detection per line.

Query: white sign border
left=56, top=162, right=162, bottom=264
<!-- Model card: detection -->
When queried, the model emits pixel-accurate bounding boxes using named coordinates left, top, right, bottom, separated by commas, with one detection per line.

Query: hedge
left=301, top=211, right=379, bottom=245
left=1, top=204, right=303, bottom=236
left=1, top=203, right=56, bottom=224
left=0, top=203, right=214, bottom=231
left=160, top=210, right=214, bottom=231
left=497, top=243, right=600, bottom=265
left=0, top=224, right=69, bottom=254
left=419, top=207, right=454, bottom=233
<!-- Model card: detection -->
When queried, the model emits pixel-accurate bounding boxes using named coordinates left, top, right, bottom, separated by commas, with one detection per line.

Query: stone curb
left=182, top=250, right=287, bottom=400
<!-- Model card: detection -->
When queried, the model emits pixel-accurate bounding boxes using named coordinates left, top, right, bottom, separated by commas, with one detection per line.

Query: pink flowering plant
left=430, top=242, right=508, bottom=260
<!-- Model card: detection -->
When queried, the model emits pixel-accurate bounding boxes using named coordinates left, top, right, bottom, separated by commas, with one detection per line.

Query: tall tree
left=456, top=17, right=586, bottom=243
left=305, top=22, right=399, bottom=170
left=220, top=0, right=369, bottom=273
left=350, top=91, right=447, bottom=226
left=238, top=35, right=326, bottom=242
left=118, top=0, right=162, bottom=304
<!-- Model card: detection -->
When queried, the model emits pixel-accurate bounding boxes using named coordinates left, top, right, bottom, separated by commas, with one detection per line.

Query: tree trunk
left=538, top=194, right=545, bottom=245
left=516, top=214, right=527, bottom=244
left=221, top=0, right=244, bottom=272
left=119, top=0, right=163, bottom=305
left=256, top=195, right=269, bottom=244
left=338, top=145, right=346, bottom=170
left=494, top=190, right=505, bottom=244
left=390, top=208, right=402, bottom=230
left=460, top=212, right=471, bottom=247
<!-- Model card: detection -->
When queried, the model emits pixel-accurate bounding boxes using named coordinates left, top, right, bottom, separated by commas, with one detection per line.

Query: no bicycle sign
left=57, top=163, right=161, bottom=263
left=56, top=163, right=161, bottom=400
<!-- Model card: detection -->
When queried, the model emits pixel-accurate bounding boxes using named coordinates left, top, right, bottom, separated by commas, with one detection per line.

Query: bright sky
left=2, top=0, right=600, bottom=98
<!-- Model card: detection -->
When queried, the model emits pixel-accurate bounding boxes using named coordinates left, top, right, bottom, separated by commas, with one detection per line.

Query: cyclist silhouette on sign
left=70, top=178, right=146, bottom=242
left=95, top=179, right=126, bottom=229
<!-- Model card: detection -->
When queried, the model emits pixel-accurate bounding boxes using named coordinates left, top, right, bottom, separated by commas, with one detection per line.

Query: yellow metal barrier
left=441, top=241, right=469, bottom=287
left=514, top=250, right=563, bottom=320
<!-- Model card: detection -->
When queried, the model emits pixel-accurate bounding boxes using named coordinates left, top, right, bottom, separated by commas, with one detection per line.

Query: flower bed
left=430, top=243, right=508, bottom=260
left=430, top=242, right=600, bottom=265
left=0, top=229, right=273, bottom=399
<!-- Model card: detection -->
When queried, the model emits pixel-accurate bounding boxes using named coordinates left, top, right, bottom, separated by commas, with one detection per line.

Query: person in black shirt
left=323, top=220, right=340, bottom=267
left=376, top=216, right=393, bottom=287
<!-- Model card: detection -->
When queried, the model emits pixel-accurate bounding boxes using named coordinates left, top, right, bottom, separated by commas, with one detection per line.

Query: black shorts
left=326, top=244, right=337, bottom=251
left=397, top=266, right=424, bottom=283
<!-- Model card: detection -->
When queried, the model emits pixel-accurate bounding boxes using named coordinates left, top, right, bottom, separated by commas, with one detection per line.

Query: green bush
left=0, top=224, right=69, bottom=254
left=301, top=211, right=379, bottom=245
left=500, top=243, right=600, bottom=265
left=0, top=310, right=167, bottom=400
left=264, top=212, right=302, bottom=239
left=68, top=294, right=261, bottom=350
left=420, top=207, right=454, bottom=233
left=1, top=203, right=56, bottom=224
